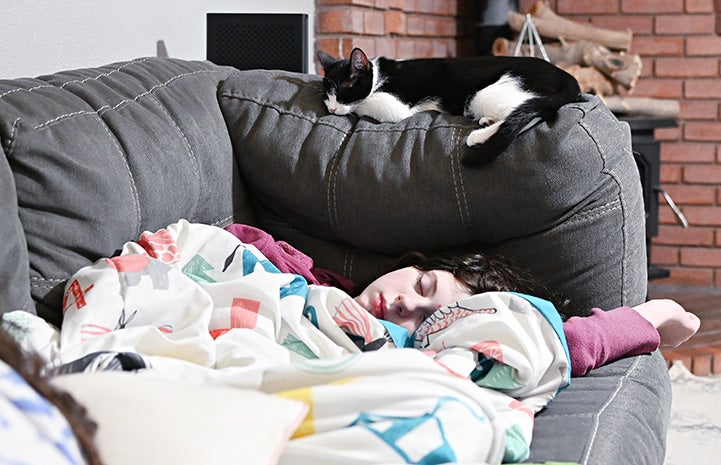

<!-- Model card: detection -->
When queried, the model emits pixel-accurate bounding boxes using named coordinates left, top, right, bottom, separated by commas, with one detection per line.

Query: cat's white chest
left=355, top=92, right=414, bottom=123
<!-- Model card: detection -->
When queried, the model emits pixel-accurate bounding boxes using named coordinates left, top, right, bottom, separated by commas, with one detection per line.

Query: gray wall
left=0, top=0, right=315, bottom=78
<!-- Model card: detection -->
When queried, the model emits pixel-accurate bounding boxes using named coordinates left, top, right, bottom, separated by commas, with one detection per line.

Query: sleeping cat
left=317, top=48, right=580, bottom=166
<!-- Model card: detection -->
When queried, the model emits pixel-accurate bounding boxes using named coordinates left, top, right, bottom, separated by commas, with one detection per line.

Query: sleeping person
left=1, top=220, right=700, bottom=465
left=352, top=249, right=699, bottom=377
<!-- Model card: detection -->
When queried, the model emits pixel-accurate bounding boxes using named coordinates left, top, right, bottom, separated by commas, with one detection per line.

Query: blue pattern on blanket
left=241, top=248, right=308, bottom=299
left=0, top=361, right=86, bottom=465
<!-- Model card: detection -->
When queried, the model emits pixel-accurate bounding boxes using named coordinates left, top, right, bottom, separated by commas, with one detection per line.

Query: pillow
left=52, top=372, right=307, bottom=465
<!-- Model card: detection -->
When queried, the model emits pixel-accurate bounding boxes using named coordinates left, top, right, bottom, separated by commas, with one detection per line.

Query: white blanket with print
left=20, top=220, right=570, bottom=465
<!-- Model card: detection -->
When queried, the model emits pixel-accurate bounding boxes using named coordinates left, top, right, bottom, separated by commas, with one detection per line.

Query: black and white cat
left=317, top=48, right=580, bottom=166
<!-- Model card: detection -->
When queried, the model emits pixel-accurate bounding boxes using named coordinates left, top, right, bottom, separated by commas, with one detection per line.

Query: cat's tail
left=461, top=71, right=581, bottom=167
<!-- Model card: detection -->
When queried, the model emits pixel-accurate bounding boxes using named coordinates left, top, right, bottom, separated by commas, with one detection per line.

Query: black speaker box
left=206, top=13, right=308, bottom=73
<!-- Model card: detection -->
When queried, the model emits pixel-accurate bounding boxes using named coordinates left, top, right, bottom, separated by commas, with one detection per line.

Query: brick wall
left=314, top=0, right=477, bottom=70
left=315, top=0, right=721, bottom=288
left=518, top=0, right=721, bottom=287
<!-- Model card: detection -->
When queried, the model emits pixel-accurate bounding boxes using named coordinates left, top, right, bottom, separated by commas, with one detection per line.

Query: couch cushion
left=0, top=58, right=254, bottom=327
left=217, top=69, right=647, bottom=314
left=0, top=153, right=33, bottom=314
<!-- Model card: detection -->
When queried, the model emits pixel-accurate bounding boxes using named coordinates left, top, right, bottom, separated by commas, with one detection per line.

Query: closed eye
left=415, top=272, right=424, bottom=297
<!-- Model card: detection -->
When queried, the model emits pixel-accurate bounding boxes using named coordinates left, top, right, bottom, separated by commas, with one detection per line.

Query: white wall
left=0, top=0, right=315, bottom=78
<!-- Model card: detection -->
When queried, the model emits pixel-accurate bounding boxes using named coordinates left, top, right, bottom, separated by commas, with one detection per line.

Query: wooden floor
left=648, top=283, right=721, bottom=376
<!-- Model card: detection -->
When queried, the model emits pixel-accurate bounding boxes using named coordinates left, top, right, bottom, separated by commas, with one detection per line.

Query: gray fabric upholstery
left=0, top=59, right=671, bottom=464
left=529, top=351, right=671, bottom=464
left=217, top=69, right=646, bottom=314
left=0, top=58, right=254, bottom=326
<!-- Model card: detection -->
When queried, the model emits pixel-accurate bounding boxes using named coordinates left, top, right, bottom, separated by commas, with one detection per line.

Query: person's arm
left=563, top=299, right=699, bottom=377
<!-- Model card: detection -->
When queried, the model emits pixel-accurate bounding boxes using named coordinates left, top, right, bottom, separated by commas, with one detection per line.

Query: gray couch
left=0, top=57, right=670, bottom=464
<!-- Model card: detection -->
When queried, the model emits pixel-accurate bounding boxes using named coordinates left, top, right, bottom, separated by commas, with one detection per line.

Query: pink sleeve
left=563, top=306, right=660, bottom=377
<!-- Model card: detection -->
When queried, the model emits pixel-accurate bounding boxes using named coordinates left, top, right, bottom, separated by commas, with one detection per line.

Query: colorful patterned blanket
left=11, top=220, right=570, bottom=465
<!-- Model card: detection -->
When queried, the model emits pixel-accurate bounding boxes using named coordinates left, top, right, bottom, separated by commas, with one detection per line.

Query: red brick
left=430, top=0, right=450, bottom=15
left=661, top=163, right=683, bottom=183
left=662, top=349, right=693, bottom=371
left=388, top=0, right=404, bottom=9
left=413, top=0, right=435, bottom=14
left=395, top=39, right=416, bottom=58
left=661, top=141, right=717, bottom=161
left=316, top=38, right=343, bottom=59
left=558, top=0, right=619, bottom=14
left=406, top=15, right=425, bottom=36
left=364, top=10, right=386, bottom=35
left=432, top=40, right=450, bottom=57
left=657, top=225, right=714, bottom=247
left=591, top=15, right=654, bottom=34
left=414, top=39, right=434, bottom=58
left=655, top=14, right=717, bottom=35
left=716, top=228, right=721, bottom=245
left=633, top=78, right=683, bottom=98
left=684, top=163, right=721, bottom=182
left=340, top=37, right=377, bottom=58
left=663, top=266, right=714, bottom=285
left=687, top=36, right=721, bottom=55
left=686, top=79, right=721, bottom=98
left=685, top=122, right=721, bottom=141
left=631, top=36, right=684, bottom=55
left=655, top=126, right=682, bottom=141
left=318, top=9, right=365, bottom=34
left=519, top=0, right=539, bottom=13
left=686, top=0, right=714, bottom=13
left=438, top=17, right=458, bottom=37
left=681, top=246, right=721, bottom=265
left=655, top=57, right=719, bottom=77
left=319, top=0, right=374, bottom=4
left=679, top=101, right=721, bottom=120
left=691, top=352, right=713, bottom=375
left=385, top=10, right=406, bottom=34
left=680, top=206, right=721, bottom=226
left=661, top=185, right=717, bottom=205
left=374, top=37, right=396, bottom=57
left=375, top=0, right=390, bottom=9
left=650, top=244, right=680, bottom=265
left=622, top=0, right=684, bottom=13
left=699, top=345, right=721, bottom=374
left=659, top=204, right=687, bottom=225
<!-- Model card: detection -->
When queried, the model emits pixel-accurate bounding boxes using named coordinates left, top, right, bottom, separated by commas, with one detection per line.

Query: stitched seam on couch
left=449, top=128, right=471, bottom=231
left=581, top=355, right=642, bottom=465
left=327, top=129, right=352, bottom=237
left=4, top=118, right=21, bottom=156
left=148, top=93, right=201, bottom=208
left=578, top=111, right=633, bottom=304
left=29, top=276, right=65, bottom=289
left=0, top=58, right=154, bottom=101
left=563, top=200, right=621, bottom=227
left=31, top=69, right=227, bottom=130
left=217, top=93, right=472, bottom=134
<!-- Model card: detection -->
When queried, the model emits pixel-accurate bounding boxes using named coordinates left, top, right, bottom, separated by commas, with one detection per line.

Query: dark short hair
left=392, top=250, right=573, bottom=320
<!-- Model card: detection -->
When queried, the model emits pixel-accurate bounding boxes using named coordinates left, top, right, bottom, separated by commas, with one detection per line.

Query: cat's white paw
left=466, top=121, right=501, bottom=146
left=479, top=116, right=496, bottom=128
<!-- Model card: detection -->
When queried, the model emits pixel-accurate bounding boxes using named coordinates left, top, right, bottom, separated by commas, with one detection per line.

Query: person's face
left=354, top=266, right=472, bottom=334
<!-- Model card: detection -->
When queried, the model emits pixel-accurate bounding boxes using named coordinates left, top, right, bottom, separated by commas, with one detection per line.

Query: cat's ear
left=317, top=51, right=337, bottom=71
left=349, top=48, right=371, bottom=78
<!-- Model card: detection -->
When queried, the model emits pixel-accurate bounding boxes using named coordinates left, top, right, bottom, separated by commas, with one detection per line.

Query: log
left=492, top=37, right=641, bottom=90
left=508, top=1, right=632, bottom=51
left=560, top=64, right=615, bottom=96
left=601, top=96, right=680, bottom=118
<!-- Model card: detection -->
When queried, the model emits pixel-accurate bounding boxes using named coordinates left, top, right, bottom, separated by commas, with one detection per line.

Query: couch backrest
left=0, top=58, right=254, bottom=326
left=217, top=69, right=648, bottom=315
left=0, top=59, right=647, bottom=326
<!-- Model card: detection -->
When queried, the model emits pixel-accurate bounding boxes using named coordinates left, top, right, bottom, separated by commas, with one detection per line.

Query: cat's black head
left=317, top=48, right=374, bottom=115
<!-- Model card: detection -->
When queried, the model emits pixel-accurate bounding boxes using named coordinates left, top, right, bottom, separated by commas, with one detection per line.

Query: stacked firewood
left=492, top=1, right=679, bottom=118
